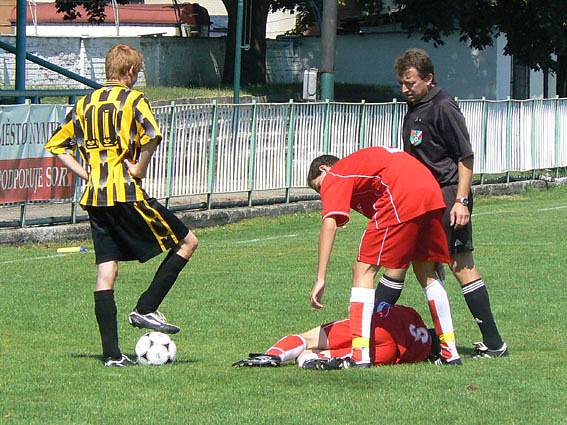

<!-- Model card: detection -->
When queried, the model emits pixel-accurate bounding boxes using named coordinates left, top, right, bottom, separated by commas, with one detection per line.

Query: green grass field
left=1, top=186, right=566, bottom=424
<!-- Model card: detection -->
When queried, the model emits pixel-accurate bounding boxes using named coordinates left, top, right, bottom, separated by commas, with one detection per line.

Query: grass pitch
left=1, top=186, right=566, bottom=424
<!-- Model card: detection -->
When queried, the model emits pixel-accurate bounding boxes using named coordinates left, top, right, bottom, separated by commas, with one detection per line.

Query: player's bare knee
left=301, top=326, right=325, bottom=349
left=450, top=252, right=480, bottom=283
left=96, top=262, right=118, bottom=289
left=352, top=261, right=373, bottom=275
left=177, top=232, right=198, bottom=258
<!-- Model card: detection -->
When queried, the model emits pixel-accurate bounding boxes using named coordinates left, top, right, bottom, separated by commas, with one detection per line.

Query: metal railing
left=0, top=89, right=93, bottom=105
left=143, top=97, right=566, bottom=199
left=1, top=97, right=566, bottom=227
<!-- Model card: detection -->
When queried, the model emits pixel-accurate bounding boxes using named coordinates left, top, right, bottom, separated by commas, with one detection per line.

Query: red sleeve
left=319, top=174, right=353, bottom=227
left=373, top=327, right=398, bottom=365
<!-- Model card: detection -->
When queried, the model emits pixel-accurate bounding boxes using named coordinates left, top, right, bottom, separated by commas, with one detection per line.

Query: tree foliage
left=390, top=0, right=567, bottom=95
left=54, top=0, right=129, bottom=22
left=393, top=0, right=566, bottom=73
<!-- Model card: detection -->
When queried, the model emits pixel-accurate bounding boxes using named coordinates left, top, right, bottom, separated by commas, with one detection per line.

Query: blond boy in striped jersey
left=46, top=44, right=198, bottom=367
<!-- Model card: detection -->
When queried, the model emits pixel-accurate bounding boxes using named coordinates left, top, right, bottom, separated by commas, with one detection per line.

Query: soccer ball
left=135, top=332, right=177, bottom=365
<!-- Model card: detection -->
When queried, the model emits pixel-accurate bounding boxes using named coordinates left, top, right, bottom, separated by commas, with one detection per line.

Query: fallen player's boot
left=433, top=356, right=463, bottom=366
left=303, top=357, right=371, bottom=370
left=232, top=353, right=281, bottom=368
left=301, top=358, right=330, bottom=370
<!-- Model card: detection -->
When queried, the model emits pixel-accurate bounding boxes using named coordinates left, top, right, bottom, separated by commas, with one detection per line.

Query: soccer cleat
left=433, top=356, right=463, bottom=366
left=128, top=310, right=180, bottom=334
left=302, top=357, right=371, bottom=371
left=104, top=354, right=136, bottom=367
left=472, top=342, right=509, bottom=359
left=301, top=358, right=331, bottom=370
left=232, top=353, right=281, bottom=368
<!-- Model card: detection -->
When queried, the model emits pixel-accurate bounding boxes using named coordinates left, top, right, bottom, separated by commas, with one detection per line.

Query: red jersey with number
left=323, top=304, right=433, bottom=365
left=320, top=147, right=445, bottom=229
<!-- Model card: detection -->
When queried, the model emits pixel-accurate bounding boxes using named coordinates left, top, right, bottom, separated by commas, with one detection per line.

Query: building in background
left=6, top=1, right=211, bottom=37
left=0, top=0, right=296, bottom=38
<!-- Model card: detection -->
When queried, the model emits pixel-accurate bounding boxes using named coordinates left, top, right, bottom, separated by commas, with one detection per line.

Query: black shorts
left=86, top=198, right=190, bottom=264
left=441, top=185, right=474, bottom=255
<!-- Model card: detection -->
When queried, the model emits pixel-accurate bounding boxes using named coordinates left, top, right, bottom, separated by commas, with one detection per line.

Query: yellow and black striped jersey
left=45, top=82, right=162, bottom=206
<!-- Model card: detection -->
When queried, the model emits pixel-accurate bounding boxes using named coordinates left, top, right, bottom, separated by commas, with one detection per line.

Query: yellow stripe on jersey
left=439, top=332, right=456, bottom=343
left=133, top=199, right=180, bottom=252
left=45, top=82, right=162, bottom=207
left=352, top=337, right=370, bottom=349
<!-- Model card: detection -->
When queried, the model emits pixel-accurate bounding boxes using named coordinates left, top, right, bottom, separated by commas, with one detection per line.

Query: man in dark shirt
left=377, top=48, right=508, bottom=358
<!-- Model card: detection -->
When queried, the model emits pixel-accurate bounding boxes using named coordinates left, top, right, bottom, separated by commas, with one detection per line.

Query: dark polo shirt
left=402, top=86, right=474, bottom=187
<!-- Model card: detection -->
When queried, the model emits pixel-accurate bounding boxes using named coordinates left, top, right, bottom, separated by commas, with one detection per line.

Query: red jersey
left=320, top=147, right=445, bottom=229
left=323, top=304, right=433, bottom=365
left=372, top=304, right=432, bottom=364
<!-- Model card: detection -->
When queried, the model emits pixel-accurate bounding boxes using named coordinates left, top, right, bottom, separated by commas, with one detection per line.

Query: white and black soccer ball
left=135, top=332, right=177, bottom=365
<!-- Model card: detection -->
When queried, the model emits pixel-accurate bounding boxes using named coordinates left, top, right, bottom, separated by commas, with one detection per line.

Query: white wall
left=265, top=33, right=502, bottom=99
left=269, top=31, right=555, bottom=99
left=0, top=33, right=556, bottom=99
left=25, top=24, right=178, bottom=37
left=266, top=10, right=296, bottom=39
left=0, top=36, right=146, bottom=88
left=141, top=36, right=224, bottom=86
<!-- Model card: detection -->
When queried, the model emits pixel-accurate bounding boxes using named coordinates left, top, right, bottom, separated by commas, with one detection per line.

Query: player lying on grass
left=233, top=303, right=440, bottom=370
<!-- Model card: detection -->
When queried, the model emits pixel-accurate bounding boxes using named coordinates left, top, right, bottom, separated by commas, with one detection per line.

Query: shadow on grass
left=457, top=345, right=476, bottom=357
left=68, top=352, right=197, bottom=365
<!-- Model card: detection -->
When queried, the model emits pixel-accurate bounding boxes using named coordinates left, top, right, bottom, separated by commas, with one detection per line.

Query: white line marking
left=477, top=241, right=554, bottom=246
left=0, top=235, right=299, bottom=265
left=473, top=205, right=567, bottom=217
left=538, top=205, right=567, bottom=211
left=234, top=234, right=297, bottom=244
left=0, top=253, right=79, bottom=265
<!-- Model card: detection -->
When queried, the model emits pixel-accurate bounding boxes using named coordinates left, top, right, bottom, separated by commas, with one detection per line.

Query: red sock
left=265, top=335, right=306, bottom=362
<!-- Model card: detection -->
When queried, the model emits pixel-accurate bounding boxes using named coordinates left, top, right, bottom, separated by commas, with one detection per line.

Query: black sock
left=136, top=251, right=188, bottom=314
left=462, top=279, right=504, bottom=349
left=374, top=275, right=404, bottom=305
left=94, top=290, right=121, bottom=359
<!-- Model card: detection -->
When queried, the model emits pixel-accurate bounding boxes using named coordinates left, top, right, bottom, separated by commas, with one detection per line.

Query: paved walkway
left=1, top=179, right=565, bottom=246
left=0, top=189, right=321, bottom=245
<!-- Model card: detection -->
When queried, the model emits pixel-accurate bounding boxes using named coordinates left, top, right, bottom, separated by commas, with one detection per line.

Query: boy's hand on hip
left=124, top=159, right=143, bottom=179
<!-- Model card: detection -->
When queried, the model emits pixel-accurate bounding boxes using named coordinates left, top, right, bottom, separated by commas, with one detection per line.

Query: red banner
left=0, top=157, right=75, bottom=203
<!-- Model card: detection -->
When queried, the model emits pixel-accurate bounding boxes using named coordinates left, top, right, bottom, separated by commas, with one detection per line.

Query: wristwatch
left=455, top=197, right=469, bottom=206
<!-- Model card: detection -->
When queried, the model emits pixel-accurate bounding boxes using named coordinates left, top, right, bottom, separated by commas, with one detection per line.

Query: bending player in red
left=233, top=303, right=440, bottom=369
left=306, top=147, right=461, bottom=366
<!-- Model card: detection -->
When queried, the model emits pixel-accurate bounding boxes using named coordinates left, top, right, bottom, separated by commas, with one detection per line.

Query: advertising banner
left=0, top=104, right=74, bottom=204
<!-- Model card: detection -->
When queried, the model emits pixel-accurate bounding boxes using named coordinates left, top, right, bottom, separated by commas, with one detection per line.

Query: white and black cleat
left=128, top=310, right=180, bottom=334
left=472, top=342, right=509, bottom=359
left=104, top=354, right=136, bottom=367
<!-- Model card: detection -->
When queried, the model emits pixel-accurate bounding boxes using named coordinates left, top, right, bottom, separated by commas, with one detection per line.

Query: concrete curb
left=1, top=178, right=565, bottom=246
left=0, top=200, right=323, bottom=245
left=471, top=177, right=566, bottom=196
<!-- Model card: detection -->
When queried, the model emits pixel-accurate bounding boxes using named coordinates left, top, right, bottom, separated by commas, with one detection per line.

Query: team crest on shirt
left=409, top=129, right=423, bottom=146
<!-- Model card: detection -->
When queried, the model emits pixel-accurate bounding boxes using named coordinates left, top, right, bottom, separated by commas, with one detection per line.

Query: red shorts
left=322, top=305, right=432, bottom=365
left=357, top=209, right=450, bottom=269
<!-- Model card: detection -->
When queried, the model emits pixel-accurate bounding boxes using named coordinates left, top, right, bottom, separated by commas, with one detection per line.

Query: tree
left=220, top=0, right=318, bottom=85
left=390, top=0, right=567, bottom=97
left=221, top=0, right=269, bottom=85
left=54, top=0, right=130, bottom=22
